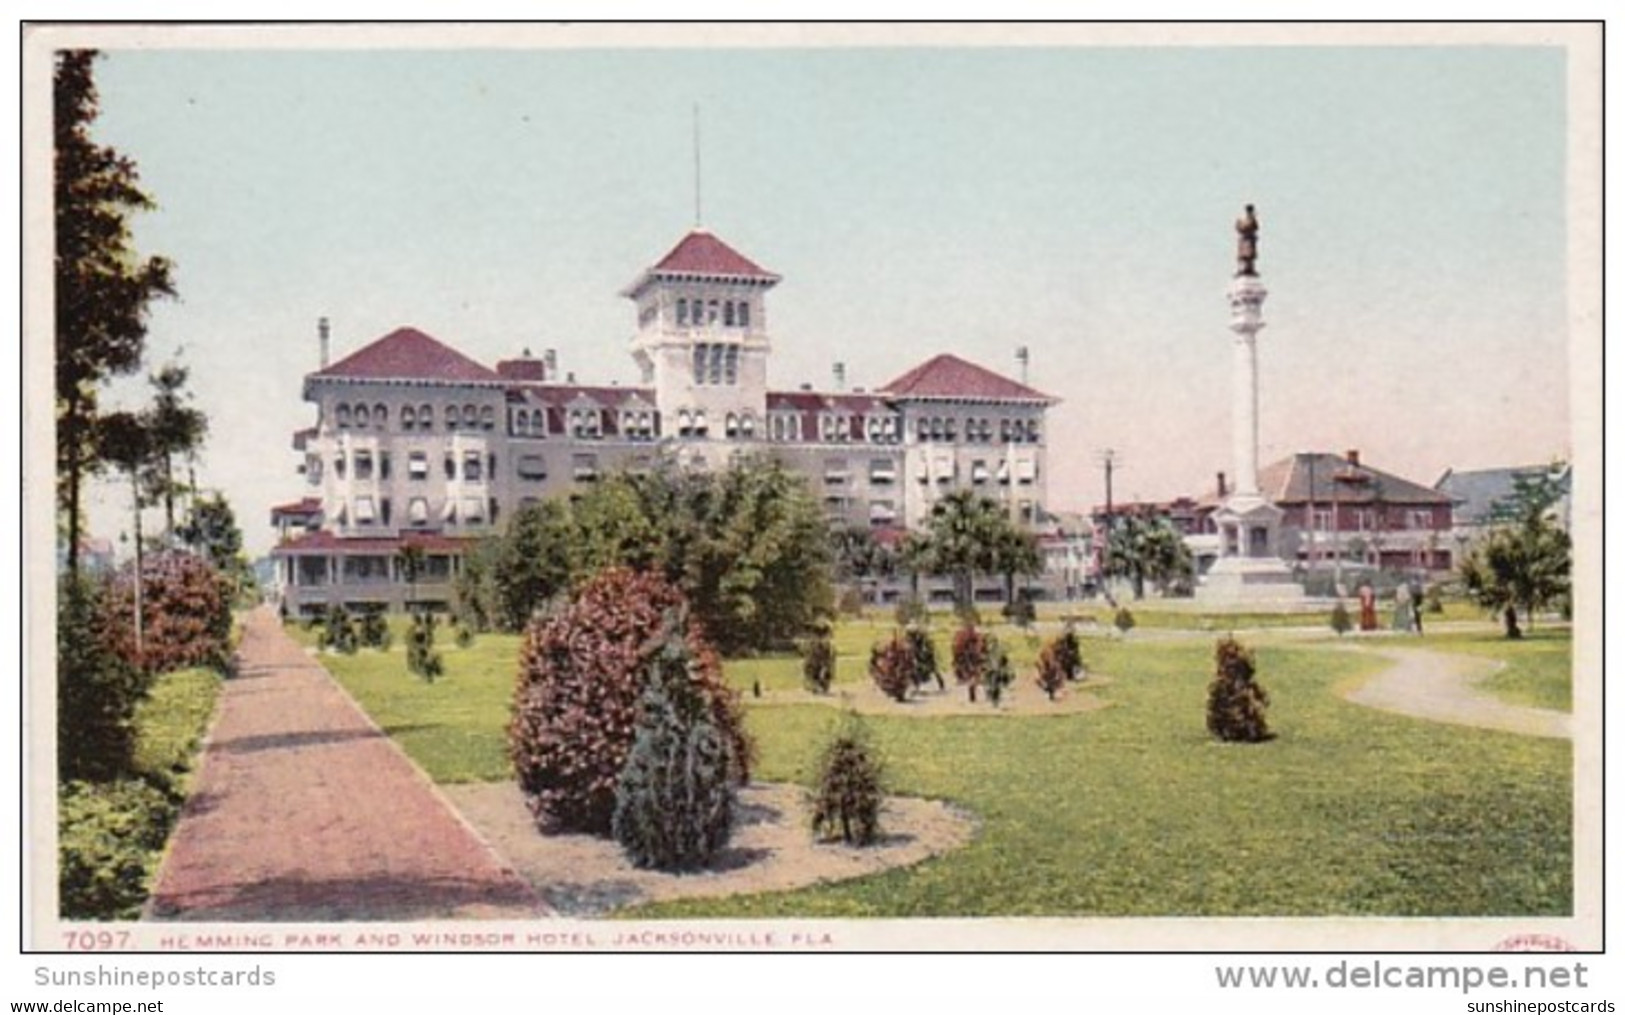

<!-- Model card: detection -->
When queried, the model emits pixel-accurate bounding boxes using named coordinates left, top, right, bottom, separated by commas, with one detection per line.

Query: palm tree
left=924, top=491, right=1011, bottom=610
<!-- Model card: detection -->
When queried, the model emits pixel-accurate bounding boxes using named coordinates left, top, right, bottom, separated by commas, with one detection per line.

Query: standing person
left=1392, top=581, right=1413, bottom=633
left=1358, top=583, right=1378, bottom=632
left=1411, top=579, right=1426, bottom=636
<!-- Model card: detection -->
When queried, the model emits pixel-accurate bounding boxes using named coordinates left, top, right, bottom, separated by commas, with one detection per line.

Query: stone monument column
left=1228, top=272, right=1267, bottom=504
left=1198, top=204, right=1303, bottom=603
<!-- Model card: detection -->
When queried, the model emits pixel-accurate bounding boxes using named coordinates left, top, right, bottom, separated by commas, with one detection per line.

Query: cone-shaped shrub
left=406, top=611, right=443, bottom=682
left=810, top=714, right=885, bottom=846
left=102, top=550, right=232, bottom=676
left=1113, top=606, right=1136, bottom=635
left=983, top=636, right=1014, bottom=706
left=612, top=617, right=737, bottom=871
left=1034, top=641, right=1068, bottom=701
left=952, top=623, right=989, bottom=702
left=868, top=633, right=914, bottom=703
left=802, top=634, right=835, bottom=694
left=1330, top=601, right=1353, bottom=636
left=320, top=603, right=358, bottom=655
left=1206, top=636, right=1272, bottom=742
left=904, top=626, right=942, bottom=690
left=1054, top=623, right=1085, bottom=681
left=58, top=576, right=147, bottom=782
left=510, top=567, right=751, bottom=836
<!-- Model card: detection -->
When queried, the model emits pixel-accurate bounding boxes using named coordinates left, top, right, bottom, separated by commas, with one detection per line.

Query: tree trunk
left=1503, top=605, right=1523, bottom=639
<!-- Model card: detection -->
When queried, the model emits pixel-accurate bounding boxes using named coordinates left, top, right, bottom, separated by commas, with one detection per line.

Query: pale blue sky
left=78, top=38, right=1573, bottom=556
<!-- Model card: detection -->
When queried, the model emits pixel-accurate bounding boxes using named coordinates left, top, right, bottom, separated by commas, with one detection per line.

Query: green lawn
left=304, top=617, right=1571, bottom=917
left=133, top=666, right=225, bottom=795
left=1409, top=627, right=1573, bottom=712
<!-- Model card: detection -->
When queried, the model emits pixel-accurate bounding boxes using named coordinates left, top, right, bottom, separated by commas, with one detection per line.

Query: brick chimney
left=1346, top=449, right=1361, bottom=468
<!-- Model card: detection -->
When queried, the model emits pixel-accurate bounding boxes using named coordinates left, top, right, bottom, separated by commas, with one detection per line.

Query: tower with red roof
left=623, top=228, right=780, bottom=470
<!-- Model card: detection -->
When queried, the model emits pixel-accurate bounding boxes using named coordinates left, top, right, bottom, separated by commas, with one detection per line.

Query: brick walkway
left=146, top=606, right=548, bottom=922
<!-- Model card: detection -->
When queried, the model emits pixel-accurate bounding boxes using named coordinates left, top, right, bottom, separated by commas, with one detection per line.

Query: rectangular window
left=1410, top=509, right=1434, bottom=530
left=461, top=496, right=486, bottom=523
left=572, top=453, right=599, bottom=481
left=693, top=344, right=707, bottom=385
left=333, top=455, right=347, bottom=480
left=971, top=460, right=990, bottom=485
left=738, top=302, right=750, bottom=328
left=379, top=452, right=391, bottom=481
left=1016, top=459, right=1037, bottom=484
left=408, top=452, right=428, bottom=479
left=408, top=498, right=429, bottom=526
left=353, top=451, right=374, bottom=481
left=708, top=344, right=724, bottom=385
left=518, top=454, right=548, bottom=480
left=935, top=455, right=953, bottom=483
left=463, top=451, right=483, bottom=482
left=824, top=458, right=849, bottom=485
left=869, top=458, right=896, bottom=484
left=354, top=496, right=376, bottom=524
left=1313, top=509, right=1334, bottom=532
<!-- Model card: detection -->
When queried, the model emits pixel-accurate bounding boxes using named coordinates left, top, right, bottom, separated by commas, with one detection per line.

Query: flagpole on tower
left=693, top=103, right=703, bottom=227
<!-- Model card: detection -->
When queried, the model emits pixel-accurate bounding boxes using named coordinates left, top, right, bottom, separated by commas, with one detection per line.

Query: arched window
left=419, top=404, right=433, bottom=430
left=463, top=404, right=477, bottom=426
left=693, top=410, right=708, bottom=437
left=677, top=410, right=692, bottom=438
left=515, top=409, right=528, bottom=434
left=402, top=405, right=416, bottom=430
left=354, top=404, right=370, bottom=429
left=725, top=413, right=739, bottom=439
left=374, top=403, right=388, bottom=429
left=741, top=413, right=755, bottom=439
left=335, top=404, right=351, bottom=429
left=930, top=418, right=943, bottom=441
left=481, top=406, right=495, bottom=430
left=446, top=405, right=460, bottom=430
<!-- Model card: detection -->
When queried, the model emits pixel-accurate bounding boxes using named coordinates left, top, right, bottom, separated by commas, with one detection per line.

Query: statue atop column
left=1235, top=203, right=1259, bottom=277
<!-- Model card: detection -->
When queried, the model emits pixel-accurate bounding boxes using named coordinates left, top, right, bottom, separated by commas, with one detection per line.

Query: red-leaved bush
left=868, top=633, right=914, bottom=703
left=952, top=623, right=989, bottom=701
left=101, top=551, right=233, bottom=676
left=509, top=568, right=752, bottom=837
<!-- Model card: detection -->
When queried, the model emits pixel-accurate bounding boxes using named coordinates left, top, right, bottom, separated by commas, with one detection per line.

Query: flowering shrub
left=509, top=568, right=751, bottom=837
left=952, top=623, right=989, bottom=701
left=101, top=551, right=232, bottom=676
left=868, top=633, right=914, bottom=703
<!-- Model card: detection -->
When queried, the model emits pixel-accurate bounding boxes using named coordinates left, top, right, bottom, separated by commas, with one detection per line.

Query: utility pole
left=1096, top=448, right=1119, bottom=599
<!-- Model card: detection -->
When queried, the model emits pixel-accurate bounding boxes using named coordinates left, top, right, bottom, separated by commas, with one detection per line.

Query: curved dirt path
left=1342, top=646, right=1571, bottom=739
left=145, top=606, right=548, bottom=921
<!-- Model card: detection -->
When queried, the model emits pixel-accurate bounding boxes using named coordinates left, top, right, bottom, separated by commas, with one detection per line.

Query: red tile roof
left=313, top=327, right=501, bottom=384
left=880, top=354, right=1055, bottom=403
left=272, top=531, right=474, bottom=555
left=270, top=497, right=323, bottom=518
left=1199, top=453, right=1454, bottom=507
left=651, top=229, right=778, bottom=280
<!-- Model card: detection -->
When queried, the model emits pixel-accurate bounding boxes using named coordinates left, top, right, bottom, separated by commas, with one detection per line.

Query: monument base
left=1197, top=555, right=1306, bottom=604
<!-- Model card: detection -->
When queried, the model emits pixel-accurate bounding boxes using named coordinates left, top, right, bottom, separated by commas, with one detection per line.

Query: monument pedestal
left=1197, top=494, right=1304, bottom=604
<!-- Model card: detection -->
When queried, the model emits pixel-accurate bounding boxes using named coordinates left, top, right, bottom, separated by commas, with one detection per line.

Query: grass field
left=1408, top=628, right=1573, bottom=712
left=302, top=614, right=1571, bottom=918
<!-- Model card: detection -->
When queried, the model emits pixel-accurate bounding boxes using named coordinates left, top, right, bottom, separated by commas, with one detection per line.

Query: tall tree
left=96, top=410, right=153, bottom=655
left=921, top=491, right=1016, bottom=609
left=1106, top=514, right=1195, bottom=600
left=1460, top=489, right=1572, bottom=639
left=178, top=490, right=244, bottom=575
left=55, top=50, right=175, bottom=577
left=143, top=361, right=208, bottom=543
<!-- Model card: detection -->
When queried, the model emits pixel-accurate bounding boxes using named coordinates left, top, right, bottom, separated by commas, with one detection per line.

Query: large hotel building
left=272, top=229, right=1060, bottom=614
